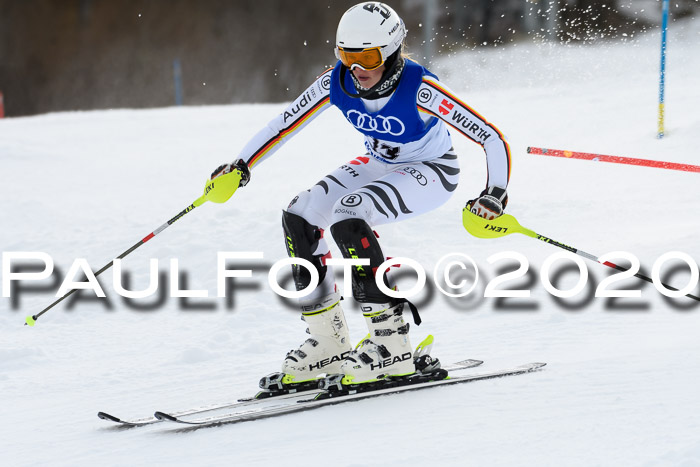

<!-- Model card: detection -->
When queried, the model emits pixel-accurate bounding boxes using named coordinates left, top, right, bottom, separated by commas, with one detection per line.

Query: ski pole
left=24, top=169, right=244, bottom=326
left=658, top=0, right=670, bottom=139
left=527, top=146, right=700, bottom=174
left=462, top=208, right=700, bottom=302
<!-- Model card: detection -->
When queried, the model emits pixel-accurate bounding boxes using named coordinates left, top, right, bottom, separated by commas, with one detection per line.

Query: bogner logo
left=309, top=351, right=351, bottom=371
left=370, top=351, right=412, bottom=371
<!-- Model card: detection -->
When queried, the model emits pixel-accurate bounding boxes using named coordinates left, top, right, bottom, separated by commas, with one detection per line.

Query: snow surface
left=1, top=16, right=699, bottom=467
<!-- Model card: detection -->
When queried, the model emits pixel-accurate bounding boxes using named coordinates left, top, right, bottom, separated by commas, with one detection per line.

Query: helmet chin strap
left=339, top=52, right=404, bottom=100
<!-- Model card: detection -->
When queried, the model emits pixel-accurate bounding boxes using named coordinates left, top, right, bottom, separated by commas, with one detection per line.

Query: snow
left=1, top=16, right=699, bottom=467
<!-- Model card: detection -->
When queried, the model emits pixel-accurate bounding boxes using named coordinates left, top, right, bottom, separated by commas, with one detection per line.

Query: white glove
left=210, top=159, right=251, bottom=186
left=468, top=186, right=508, bottom=220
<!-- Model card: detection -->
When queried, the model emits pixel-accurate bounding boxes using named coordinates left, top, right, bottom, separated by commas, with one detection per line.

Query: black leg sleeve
left=282, top=210, right=328, bottom=291
left=330, top=218, right=393, bottom=304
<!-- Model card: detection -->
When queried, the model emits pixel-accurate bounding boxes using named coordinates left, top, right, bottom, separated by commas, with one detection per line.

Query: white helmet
left=335, top=2, right=406, bottom=68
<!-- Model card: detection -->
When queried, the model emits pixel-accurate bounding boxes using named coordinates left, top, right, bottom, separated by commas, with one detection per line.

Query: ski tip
left=97, top=412, right=121, bottom=423
left=153, top=411, right=178, bottom=422
left=523, top=362, right=547, bottom=371
left=461, top=359, right=484, bottom=366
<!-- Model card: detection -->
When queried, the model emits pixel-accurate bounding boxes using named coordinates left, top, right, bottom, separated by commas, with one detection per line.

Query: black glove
left=210, top=159, right=251, bottom=187
left=467, top=186, right=508, bottom=220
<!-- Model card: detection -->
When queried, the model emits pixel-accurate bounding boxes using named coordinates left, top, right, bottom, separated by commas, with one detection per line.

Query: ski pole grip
left=203, top=169, right=242, bottom=204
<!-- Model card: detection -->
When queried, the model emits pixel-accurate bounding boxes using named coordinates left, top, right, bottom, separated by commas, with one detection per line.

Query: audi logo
left=403, top=167, right=427, bottom=186
left=346, top=110, right=405, bottom=136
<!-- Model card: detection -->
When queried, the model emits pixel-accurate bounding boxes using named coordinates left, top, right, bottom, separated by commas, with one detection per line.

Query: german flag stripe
left=417, top=106, right=437, bottom=117
left=503, top=141, right=512, bottom=182
left=316, top=66, right=334, bottom=80
left=422, top=78, right=507, bottom=140
left=247, top=96, right=331, bottom=168
left=419, top=80, right=512, bottom=182
left=418, top=102, right=489, bottom=146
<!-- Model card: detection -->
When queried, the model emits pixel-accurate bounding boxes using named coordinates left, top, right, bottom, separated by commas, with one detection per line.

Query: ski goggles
left=335, top=46, right=385, bottom=71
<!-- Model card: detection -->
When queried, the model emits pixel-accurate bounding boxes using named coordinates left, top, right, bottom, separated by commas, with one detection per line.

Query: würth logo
left=349, top=156, right=370, bottom=165
left=438, top=99, right=454, bottom=116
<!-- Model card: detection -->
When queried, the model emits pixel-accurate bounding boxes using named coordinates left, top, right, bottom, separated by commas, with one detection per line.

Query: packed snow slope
left=1, top=16, right=699, bottom=467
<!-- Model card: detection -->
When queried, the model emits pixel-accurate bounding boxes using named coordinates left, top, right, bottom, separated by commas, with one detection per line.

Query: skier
left=210, top=2, right=511, bottom=391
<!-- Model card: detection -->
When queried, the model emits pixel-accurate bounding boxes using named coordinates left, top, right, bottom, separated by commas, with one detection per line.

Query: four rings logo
left=403, top=167, right=427, bottom=186
left=346, top=110, right=405, bottom=136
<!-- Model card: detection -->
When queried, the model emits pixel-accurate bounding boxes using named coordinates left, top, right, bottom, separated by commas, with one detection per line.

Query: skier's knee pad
left=286, top=189, right=314, bottom=217
left=282, top=210, right=328, bottom=291
left=329, top=218, right=393, bottom=304
left=287, top=189, right=330, bottom=228
left=330, top=193, right=373, bottom=224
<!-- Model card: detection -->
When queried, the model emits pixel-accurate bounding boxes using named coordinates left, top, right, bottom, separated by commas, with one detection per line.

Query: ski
left=97, top=411, right=159, bottom=427
left=155, top=362, right=545, bottom=428
left=97, top=390, right=313, bottom=427
left=97, top=358, right=483, bottom=426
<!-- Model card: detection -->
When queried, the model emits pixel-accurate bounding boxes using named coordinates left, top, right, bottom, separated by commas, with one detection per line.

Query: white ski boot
left=339, top=302, right=416, bottom=385
left=262, top=292, right=352, bottom=392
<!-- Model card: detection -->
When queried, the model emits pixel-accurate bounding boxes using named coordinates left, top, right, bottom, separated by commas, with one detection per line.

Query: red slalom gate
left=0, top=92, right=4, bottom=118
left=527, top=147, right=700, bottom=174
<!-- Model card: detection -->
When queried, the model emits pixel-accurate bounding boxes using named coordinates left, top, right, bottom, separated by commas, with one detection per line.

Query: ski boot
left=257, top=292, right=352, bottom=398
left=339, top=302, right=445, bottom=385
left=340, top=302, right=415, bottom=385
left=318, top=303, right=447, bottom=396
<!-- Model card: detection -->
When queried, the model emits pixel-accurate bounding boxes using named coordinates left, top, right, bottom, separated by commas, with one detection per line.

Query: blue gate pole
left=657, top=0, right=670, bottom=139
left=173, top=59, right=184, bottom=106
